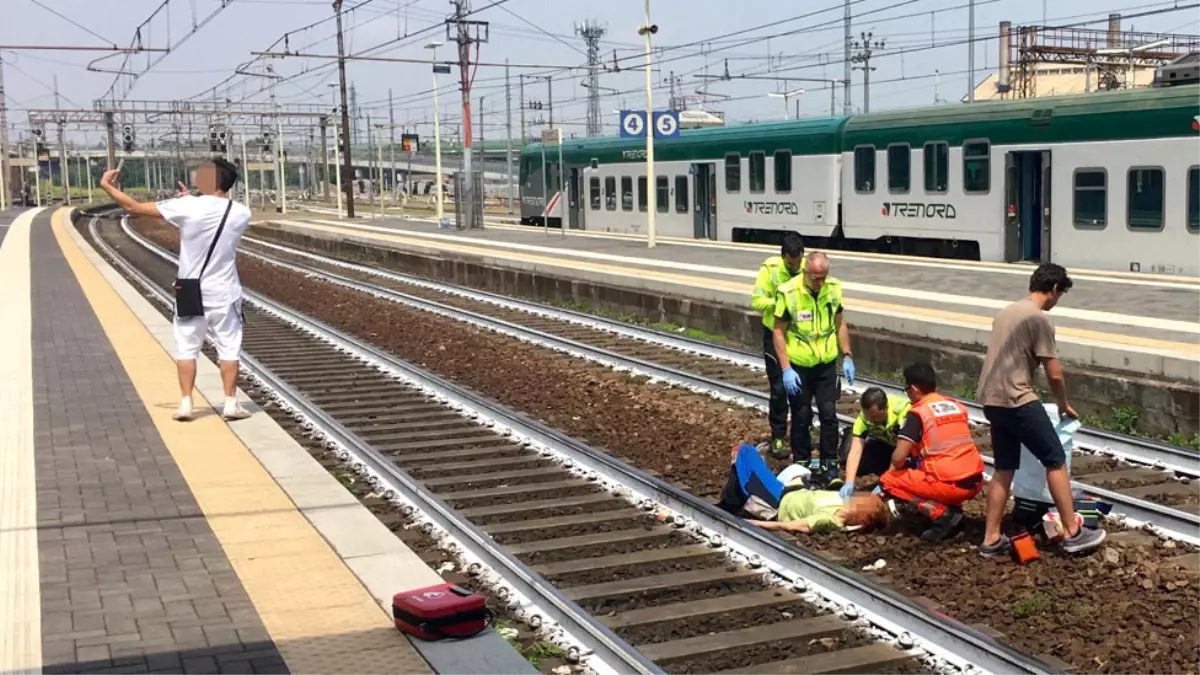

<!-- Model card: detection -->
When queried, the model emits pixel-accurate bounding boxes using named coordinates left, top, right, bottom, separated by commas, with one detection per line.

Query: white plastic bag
left=776, top=463, right=811, bottom=487
left=1011, top=403, right=1080, bottom=504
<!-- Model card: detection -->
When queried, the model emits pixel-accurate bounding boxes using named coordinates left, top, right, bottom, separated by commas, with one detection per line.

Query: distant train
left=518, top=85, right=1200, bottom=276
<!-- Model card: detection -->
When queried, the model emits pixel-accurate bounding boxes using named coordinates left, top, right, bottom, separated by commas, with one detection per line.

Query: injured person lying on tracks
left=716, top=444, right=889, bottom=533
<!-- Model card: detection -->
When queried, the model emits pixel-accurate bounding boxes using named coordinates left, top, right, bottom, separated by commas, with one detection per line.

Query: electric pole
left=851, top=32, right=885, bottom=114
left=389, top=88, right=396, bottom=205
left=843, top=0, right=852, bottom=115
left=576, top=20, right=607, bottom=137
left=333, top=0, right=356, bottom=217
left=505, top=60, right=514, bottom=214
left=0, top=57, right=8, bottom=210
left=54, top=76, right=71, bottom=205
left=449, top=0, right=488, bottom=229
left=968, top=0, right=976, bottom=103
left=519, top=74, right=526, bottom=146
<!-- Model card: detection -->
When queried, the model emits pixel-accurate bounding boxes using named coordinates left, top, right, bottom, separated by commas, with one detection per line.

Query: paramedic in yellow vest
left=772, top=252, right=855, bottom=484
left=750, top=232, right=805, bottom=459
left=837, top=387, right=911, bottom=497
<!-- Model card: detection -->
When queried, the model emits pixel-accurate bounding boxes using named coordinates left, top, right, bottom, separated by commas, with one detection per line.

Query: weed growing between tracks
left=131, top=218, right=1200, bottom=674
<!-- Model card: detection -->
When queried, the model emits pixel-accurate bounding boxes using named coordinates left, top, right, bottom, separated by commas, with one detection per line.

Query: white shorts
left=173, top=300, right=244, bottom=362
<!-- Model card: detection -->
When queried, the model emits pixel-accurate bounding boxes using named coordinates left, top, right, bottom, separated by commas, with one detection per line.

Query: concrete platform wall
left=253, top=224, right=1200, bottom=438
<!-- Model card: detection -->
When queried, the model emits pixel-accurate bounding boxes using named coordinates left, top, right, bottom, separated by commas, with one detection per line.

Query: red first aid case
left=392, top=584, right=492, bottom=640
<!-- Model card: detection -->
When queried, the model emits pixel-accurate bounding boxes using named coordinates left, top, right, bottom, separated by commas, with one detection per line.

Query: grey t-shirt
left=976, top=298, right=1057, bottom=408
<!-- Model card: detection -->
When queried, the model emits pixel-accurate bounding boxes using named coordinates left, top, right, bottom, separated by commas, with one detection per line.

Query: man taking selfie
left=100, top=159, right=253, bottom=422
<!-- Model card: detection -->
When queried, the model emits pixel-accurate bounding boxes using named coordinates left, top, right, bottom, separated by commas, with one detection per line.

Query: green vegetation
left=649, top=322, right=726, bottom=343
left=495, top=620, right=567, bottom=668
left=542, top=297, right=731, bottom=344
left=1069, top=603, right=1099, bottom=620
left=1167, top=432, right=1200, bottom=452
left=1010, top=593, right=1051, bottom=618
left=1110, top=405, right=1141, bottom=435
left=332, top=466, right=357, bottom=490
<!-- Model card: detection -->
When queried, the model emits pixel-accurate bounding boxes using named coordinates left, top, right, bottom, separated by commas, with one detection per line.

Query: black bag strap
left=197, top=200, right=233, bottom=278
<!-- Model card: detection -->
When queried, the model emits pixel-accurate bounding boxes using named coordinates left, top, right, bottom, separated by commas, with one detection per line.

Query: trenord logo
left=744, top=201, right=799, bottom=215
left=881, top=202, right=957, bottom=219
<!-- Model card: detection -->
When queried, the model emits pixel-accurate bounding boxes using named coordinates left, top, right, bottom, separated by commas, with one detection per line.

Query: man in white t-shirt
left=100, top=159, right=253, bottom=422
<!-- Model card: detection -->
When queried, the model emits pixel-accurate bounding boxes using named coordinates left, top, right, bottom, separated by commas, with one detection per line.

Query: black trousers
left=837, top=427, right=896, bottom=476
left=762, top=327, right=789, bottom=441
left=791, top=359, right=840, bottom=462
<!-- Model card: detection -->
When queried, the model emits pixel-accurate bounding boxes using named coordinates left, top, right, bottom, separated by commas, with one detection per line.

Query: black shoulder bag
left=173, top=200, right=233, bottom=319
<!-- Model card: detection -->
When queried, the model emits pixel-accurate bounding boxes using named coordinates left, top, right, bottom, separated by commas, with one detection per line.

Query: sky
left=2, top=0, right=1198, bottom=147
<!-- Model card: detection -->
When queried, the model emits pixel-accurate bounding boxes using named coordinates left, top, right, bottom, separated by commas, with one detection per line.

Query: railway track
left=85, top=214, right=1066, bottom=675
left=233, top=232, right=1200, bottom=544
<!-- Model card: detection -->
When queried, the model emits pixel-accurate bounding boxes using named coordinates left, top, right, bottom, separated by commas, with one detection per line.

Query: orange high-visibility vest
left=910, top=393, right=985, bottom=482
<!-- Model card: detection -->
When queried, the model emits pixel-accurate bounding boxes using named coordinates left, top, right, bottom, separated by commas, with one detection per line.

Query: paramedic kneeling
left=877, top=363, right=985, bottom=542
left=100, top=159, right=252, bottom=422
left=839, top=387, right=911, bottom=495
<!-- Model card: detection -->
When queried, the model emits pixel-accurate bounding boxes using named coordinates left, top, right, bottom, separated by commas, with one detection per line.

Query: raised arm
left=100, top=169, right=163, bottom=220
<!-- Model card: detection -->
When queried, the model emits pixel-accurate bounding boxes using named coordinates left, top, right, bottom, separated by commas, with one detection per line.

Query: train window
left=1127, top=167, right=1165, bottom=230
left=589, top=177, right=601, bottom=211
left=520, top=157, right=540, bottom=189
left=923, top=141, right=948, bottom=193
left=774, top=150, right=792, bottom=193
left=725, top=153, right=741, bottom=193
left=621, top=176, right=632, bottom=211
left=1072, top=169, right=1106, bottom=228
left=854, top=145, right=875, bottom=193
left=1188, top=167, right=1199, bottom=233
left=749, top=152, right=766, bottom=193
left=887, top=144, right=910, bottom=193
left=963, top=140, right=990, bottom=193
left=638, top=176, right=648, bottom=212
left=656, top=176, right=669, bottom=213
left=605, top=177, right=616, bottom=211
left=675, top=175, right=689, bottom=213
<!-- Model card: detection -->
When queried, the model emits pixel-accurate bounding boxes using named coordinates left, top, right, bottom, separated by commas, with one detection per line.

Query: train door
left=567, top=167, right=582, bottom=229
left=1003, top=150, right=1051, bottom=263
left=692, top=162, right=717, bottom=239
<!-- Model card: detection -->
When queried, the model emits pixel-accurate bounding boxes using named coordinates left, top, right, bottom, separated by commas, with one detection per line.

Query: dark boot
left=920, top=507, right=964, bottom=542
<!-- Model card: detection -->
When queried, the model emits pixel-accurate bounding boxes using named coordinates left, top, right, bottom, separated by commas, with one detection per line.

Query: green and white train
left=518, top=85, right=1200, bottom=275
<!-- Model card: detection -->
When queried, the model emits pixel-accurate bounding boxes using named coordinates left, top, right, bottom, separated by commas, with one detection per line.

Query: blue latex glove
left=782, top=367, right=801, bottom=396
left=839, top=482, right=855, bottom=500
left=843, top=358, right=856, bottom=386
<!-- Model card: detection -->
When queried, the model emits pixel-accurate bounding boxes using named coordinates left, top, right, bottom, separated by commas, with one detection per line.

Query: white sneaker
left=222, top=403, right=252, bottom=421
left=172, top=400, right=194, bottom=422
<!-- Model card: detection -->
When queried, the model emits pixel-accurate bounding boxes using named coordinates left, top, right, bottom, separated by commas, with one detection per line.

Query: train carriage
left=519, top=117, right=846, bottom=241
left=518, top=85, right=1200, bottom=275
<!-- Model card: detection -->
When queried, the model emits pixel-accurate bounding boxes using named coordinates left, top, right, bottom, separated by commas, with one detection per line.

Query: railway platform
left=264, top=213, right=1200, bottom=381
left=0, top=207, right=532, bottom=675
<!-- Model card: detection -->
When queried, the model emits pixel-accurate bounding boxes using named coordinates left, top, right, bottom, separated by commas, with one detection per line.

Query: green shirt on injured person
left=777, top=490, right=846, bottom=531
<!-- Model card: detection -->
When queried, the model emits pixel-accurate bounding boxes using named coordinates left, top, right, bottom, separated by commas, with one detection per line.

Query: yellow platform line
left=51, top=211, right=429, bottom=674
left=0, top=208, right=44, bottom=675
left=277, top=219, right=1200, bottom=358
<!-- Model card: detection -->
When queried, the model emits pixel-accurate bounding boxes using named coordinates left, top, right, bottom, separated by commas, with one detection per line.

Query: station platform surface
left=261, top=213, right=1200, bottom=383
left=0, top=207, right=531, bottom=675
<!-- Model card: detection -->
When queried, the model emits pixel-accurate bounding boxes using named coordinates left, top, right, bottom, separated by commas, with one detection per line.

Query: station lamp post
left=638, top=0, right=658, bottom=248
left=426, top=40, right=447, bottom=222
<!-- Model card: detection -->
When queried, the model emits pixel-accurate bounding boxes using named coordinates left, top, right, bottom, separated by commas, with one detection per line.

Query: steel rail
left=91, top=216, right=661, bottom=675
left=238, top=244, right=764, bottom=405
left=206, top=232, right=1200, bottom=544
left=234, top=235, right=1200, bottom=543
left=243, top=235, right=1200, bottom=478
left=109, top=217, right=1063, bottom=675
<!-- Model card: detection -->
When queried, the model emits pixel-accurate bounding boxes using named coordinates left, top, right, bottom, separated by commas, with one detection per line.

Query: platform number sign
left=653, top=111, right=679, bottom=138
left=619, top=110, right=646, bottom=138
left=619, top=110, right=680, bottom=138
